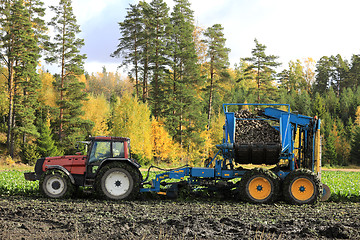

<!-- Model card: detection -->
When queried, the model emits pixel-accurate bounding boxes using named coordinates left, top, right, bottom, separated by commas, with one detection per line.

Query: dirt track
left=0, top=195, right=359, bottom=240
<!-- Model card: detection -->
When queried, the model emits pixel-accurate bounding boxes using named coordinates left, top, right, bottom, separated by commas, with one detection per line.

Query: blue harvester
left=140, top=103, right=330, bottom=204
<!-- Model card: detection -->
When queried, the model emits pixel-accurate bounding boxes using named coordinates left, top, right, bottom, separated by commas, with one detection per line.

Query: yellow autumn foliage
left=197, top=112, right=224, bottom=163
left=151, top=118, right=180, bottom=164
left=82, top=94, right=110, bottom=136
left=38, top=70, right=57, bottom=108
left=355, top=106, right=360, bottom=125
left=111, top=93, right=152, bottom=162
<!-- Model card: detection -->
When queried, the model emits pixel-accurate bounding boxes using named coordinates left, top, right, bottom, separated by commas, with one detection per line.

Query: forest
left=1, top=0, right=360, bottom=167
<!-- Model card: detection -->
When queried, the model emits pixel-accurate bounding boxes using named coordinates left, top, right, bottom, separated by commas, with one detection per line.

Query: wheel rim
left=291, top=178, right=315, bottom=201
left=248, top=176, right=272, bottom=200
left=46, top=175, right=65, bottom=196
left=104, top=171, right=130, bottom=197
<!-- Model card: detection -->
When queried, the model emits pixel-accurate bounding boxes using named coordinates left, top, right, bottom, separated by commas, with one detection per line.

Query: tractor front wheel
left=39, top=170, right=74, bottom=198
left=283, top=169, right=322, bottom=205
left=95, top=162, right=140, bottom=200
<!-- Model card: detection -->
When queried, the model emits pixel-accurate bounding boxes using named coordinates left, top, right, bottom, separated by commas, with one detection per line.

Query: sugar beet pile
left=234, top=110, right=280, bottom=144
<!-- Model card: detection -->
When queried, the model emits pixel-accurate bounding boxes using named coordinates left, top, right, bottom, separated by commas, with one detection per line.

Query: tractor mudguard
left=44, top=165, right=76, bottom=185
left=98, top=158, right=142, bottom=181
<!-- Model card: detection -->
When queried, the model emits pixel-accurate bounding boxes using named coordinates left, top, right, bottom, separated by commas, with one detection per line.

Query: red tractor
left=25, top=136, right=142, bottom=200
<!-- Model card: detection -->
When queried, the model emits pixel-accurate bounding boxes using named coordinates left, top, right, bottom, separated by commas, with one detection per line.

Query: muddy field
left=0, top=195, right=359, bottom=240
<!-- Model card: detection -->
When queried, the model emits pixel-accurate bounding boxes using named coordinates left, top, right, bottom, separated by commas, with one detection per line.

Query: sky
left=43, top=0, right=360, bottom=74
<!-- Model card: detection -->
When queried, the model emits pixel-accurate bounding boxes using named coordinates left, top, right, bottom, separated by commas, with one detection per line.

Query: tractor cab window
left=89, top=141, right=111, bottom=163
left=112, top=141, right=125, bottom=158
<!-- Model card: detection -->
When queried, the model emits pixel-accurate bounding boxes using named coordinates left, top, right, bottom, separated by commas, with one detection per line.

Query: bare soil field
left=0, top=195, right=359, bottom=240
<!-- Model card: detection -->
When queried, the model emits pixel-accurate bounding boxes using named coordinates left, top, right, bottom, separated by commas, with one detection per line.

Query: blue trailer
left=140, top=103, right=330, bottom=204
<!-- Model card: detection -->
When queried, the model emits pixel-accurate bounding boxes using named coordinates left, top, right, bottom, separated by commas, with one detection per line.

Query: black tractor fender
left=98, top=158, right=142, bottom=181
left=44, top=165, right=76, bottom=185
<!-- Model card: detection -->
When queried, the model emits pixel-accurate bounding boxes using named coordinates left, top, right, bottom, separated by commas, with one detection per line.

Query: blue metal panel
left=264, top=108, right=313, bottom=126
left=225, top=112, right=235, bottom=143
left=280, top=113, right=292, bottom=154
left=191, top=168, right=215, bottom=178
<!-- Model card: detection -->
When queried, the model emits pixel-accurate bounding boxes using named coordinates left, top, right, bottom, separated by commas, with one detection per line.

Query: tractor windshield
left=89, top=141, right=111, bottom=163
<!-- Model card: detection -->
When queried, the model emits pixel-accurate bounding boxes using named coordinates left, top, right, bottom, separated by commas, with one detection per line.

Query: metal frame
left=140, top=103, right=321, bottom=194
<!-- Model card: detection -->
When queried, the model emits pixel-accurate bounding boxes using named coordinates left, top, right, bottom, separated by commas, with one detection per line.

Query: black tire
left=39, top=170, right=75, bottom=199
left=238, top=168, right=280, bottom=204
left=283, top=168, right=322, bottom=205
left=95, top=162, right=140, bottom=200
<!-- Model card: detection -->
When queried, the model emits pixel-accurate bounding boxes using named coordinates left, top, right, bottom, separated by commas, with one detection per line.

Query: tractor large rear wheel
left=39, top=170, right=74, bottom=199
left=239, top=168, right=280, bottom=204
left=95, top=162, right=140, bottom=200
left=283, top=169, right=322, bottom=205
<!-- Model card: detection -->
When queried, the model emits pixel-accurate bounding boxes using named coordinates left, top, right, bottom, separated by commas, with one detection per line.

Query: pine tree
left=138, top=1, right=151, bottom=102
left=45, top=0, right=91, bottom=152
left=243, top=39, right=281, bottom=103
left=279, top=60, right=306, bottom=93
left=148, top=0, right=170, bottom=118
left=348, top=54, right=360, bottom=89
left=111, top=3, right=143, bottom=99
left=0, top=0, right=42, bottom=157
left=166, top=0, right=203, bottom=152
left=202, top=24, right=230, bottom=130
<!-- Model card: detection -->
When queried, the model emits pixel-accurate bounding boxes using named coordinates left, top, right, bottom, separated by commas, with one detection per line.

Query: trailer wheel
left=283, top=169, right=322, bottom=205
left=239, top=168, right=280, bottom=203
left=95, top=162, right=140, bottom=200
left=39, top=170, right=74, bottom=198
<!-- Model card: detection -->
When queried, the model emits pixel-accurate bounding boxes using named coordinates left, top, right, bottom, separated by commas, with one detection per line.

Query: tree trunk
left=142, top=40, right=149, bottom=103
left=257, top=57, right=261, bottom=103
left=134, top=34, right=139, bottom=99
left=207, top=58, right=214, bottom=131
left=6, top=64, right=14, bottom=157
left=59, top=12, right=66, bottom=141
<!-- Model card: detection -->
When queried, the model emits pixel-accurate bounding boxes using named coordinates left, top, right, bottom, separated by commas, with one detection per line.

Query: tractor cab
left=85, top=136, right=132, bottom=180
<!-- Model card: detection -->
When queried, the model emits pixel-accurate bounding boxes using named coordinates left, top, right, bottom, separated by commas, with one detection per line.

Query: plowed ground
left=0, top=195, right=359, bottom=240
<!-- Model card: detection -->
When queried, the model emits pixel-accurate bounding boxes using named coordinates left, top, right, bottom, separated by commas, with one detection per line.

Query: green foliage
left=45, top=0, right=91, bottom=152
left=0, top=169, right=358, bottom=203
left=322, top=171, right=360, bottom=202
left=165, top=0, right=204, bottom=150
left=0, top=170, right=39, bottom=196
left=20, top=143, right=41, bottom=165
left=350, top=126, right=360, bottom=165
left=0, top=0, right=44, bottom=157
left=36, top=120, right=61, bottom=158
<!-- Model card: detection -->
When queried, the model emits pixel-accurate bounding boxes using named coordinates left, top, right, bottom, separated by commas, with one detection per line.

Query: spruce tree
left=243, top=39, right=281, bottom=103
left=36, top=119, right=60, bottom=157
left=45, top=0, right=92, bottom=152
left=350, top=126, right=360, bottom=165
left=202, top=24, right=230, bottom=130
